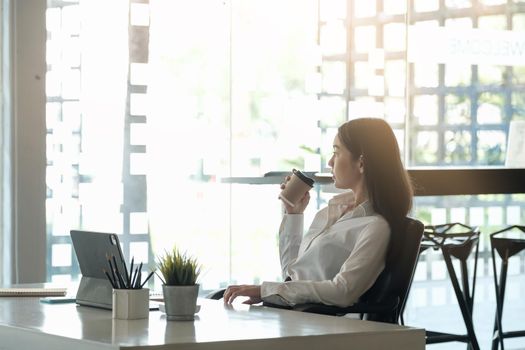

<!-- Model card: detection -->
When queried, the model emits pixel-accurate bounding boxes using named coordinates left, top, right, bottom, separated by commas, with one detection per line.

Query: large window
left=45, top=0, right=525, bottom=297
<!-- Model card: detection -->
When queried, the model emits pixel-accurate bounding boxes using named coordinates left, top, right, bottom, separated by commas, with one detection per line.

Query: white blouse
left=260, top=191, right=391, bottom=307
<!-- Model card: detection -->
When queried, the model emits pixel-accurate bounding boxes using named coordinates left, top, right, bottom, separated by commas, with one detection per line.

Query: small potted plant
left=157, top=246, right=201, bottom=321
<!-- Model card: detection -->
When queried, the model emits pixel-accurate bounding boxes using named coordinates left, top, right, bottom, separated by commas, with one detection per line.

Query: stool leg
left=460, top=259, right=476, bottom=350
left=460, top=259, right=473, bottom=315
left=491, top=252, right=508, bottom=350
left=443, top=250, right=480, bottom=350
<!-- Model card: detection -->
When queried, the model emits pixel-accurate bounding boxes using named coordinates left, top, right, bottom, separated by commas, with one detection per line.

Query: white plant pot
left=162, top=284, right=199, bottom=321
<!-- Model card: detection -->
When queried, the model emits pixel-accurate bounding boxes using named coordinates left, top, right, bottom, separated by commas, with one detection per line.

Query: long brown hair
left=337, top=118, right=413, bottom=231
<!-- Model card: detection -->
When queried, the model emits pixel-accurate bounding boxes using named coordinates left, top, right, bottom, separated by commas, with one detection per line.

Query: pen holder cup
left=112, top=288, right=149, bottom=320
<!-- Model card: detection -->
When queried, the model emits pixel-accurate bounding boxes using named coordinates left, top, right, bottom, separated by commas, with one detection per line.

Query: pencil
left=112, top=256, right=126, bottom=289
left=137, top=271, right=141, bottom=289
left=140, top=270, right=155, bottom=288
left=107, top=257, right=118, bottom=288
left=103, top=269, right=117, bottom=289
left=131, top=264, right=139, bottom=288
left=134, top=262, right=143, bottom=289
left=128, top=257, right=134, bottom=289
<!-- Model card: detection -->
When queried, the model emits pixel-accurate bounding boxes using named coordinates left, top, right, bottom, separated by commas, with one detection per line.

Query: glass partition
left=44, top=1, right=525, bottom=306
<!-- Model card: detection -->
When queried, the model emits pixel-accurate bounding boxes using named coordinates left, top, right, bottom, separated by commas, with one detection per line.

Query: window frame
left=9, top=0, right=525, bottom=284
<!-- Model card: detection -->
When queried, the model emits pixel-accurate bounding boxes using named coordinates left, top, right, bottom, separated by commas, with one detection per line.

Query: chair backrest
left=359, top=217, right=424, bottom=323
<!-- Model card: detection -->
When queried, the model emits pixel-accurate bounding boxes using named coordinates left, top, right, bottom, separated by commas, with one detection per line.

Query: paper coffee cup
left=279, top=169, right=315, bottom=207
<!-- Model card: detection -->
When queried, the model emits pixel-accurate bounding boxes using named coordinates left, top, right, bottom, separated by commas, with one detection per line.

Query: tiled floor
left=404, top=275, right=525, bottom=350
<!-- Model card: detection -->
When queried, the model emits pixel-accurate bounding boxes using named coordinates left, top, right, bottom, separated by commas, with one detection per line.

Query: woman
left=224, top=118, right=413, bottom=307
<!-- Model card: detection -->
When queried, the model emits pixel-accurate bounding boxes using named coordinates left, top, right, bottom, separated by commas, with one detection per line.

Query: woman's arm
left=278, top=177, right=310, bottom=279
left=278, top=214, right=304, bottom=279
left=262, top=219, right=391, bottom=307
left=223, top=183, right=312, bottom=304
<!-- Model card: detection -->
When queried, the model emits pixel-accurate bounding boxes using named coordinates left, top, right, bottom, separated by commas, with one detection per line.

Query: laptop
left=70, top=230, right=128, bottom=309
left=71, top=230, right=160, bottom=310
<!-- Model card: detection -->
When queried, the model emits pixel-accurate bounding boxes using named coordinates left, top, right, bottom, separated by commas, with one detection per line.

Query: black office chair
left=207, top=217, right=424, bottom=324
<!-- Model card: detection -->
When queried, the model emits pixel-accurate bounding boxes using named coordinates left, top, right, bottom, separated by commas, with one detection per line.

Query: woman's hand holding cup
left=279, top=170, right=314, bottom=214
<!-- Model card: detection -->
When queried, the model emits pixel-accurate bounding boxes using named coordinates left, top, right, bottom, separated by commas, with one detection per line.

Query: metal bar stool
left=422, top=223, right=481, bottom=350
left=490, top=225, right=525, bottom=350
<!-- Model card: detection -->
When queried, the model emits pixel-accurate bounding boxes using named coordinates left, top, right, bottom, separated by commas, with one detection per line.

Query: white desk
left=0, top=296, right=424, bottom=349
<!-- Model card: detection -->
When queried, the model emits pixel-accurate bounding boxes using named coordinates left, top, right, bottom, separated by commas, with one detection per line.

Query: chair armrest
left=207, top=288, right=398, bottom=319
left=205, top=288, right=226, bottom=300
left=292, top=295, right=400, bottom=316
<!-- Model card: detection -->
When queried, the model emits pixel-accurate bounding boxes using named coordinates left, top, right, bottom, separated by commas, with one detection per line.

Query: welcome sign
left=408, top=26, right=525, bottom=67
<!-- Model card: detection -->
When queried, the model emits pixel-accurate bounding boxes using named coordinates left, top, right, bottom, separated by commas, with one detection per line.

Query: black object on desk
left=490, top=225, right=525, bottom=350
left=419, top=223, right=481, bottom=350
left=71, top=230, right=127, bottom=309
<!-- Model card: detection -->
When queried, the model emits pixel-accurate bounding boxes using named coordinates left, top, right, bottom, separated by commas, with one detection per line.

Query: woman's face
left=327, top=134, right=364, bottom=190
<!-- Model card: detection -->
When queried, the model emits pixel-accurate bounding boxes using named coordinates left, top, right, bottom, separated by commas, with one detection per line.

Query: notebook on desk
left=0, top=287, right=67, bottom=297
